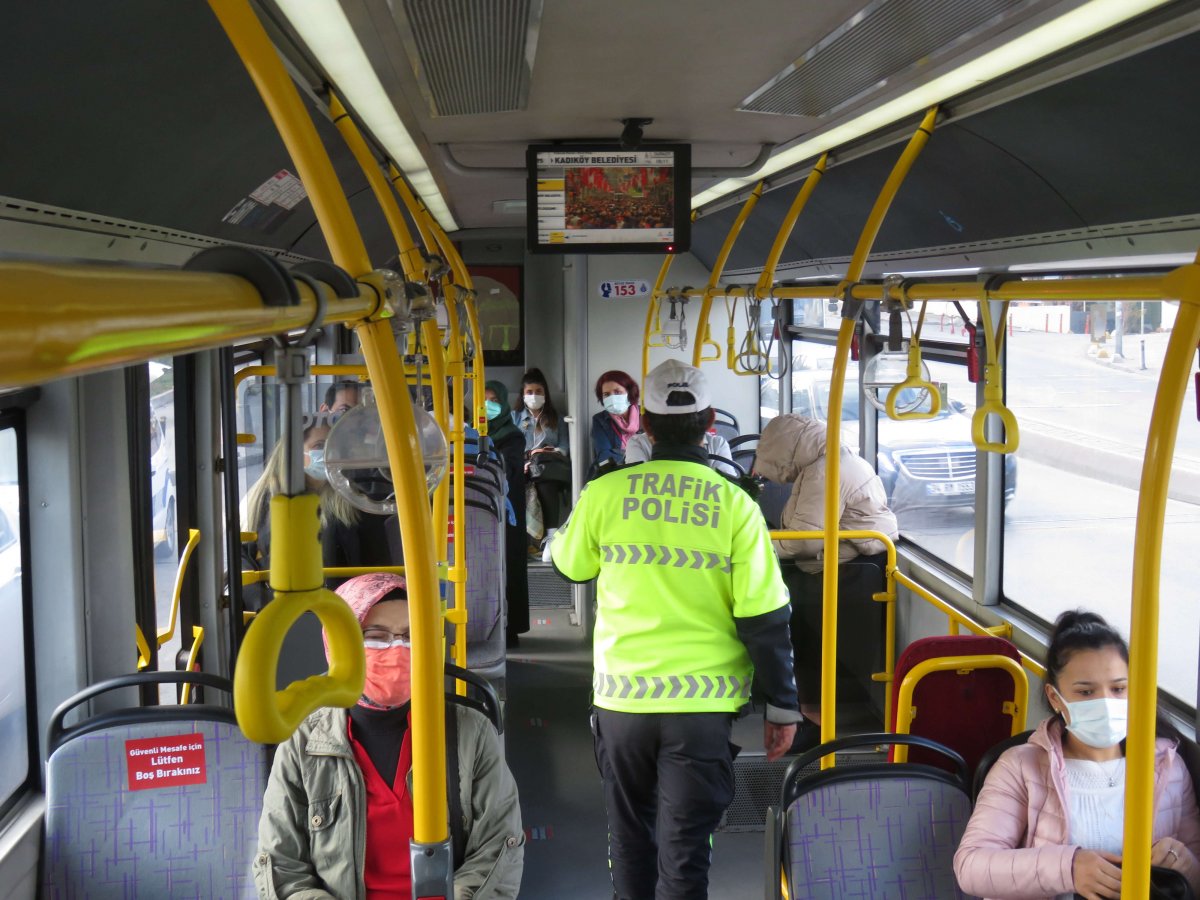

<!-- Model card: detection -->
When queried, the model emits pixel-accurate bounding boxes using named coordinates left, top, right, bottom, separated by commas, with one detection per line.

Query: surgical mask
left=1051, top=686, right=1128, bottom=748
left=485, top=400, right=503, bottom=420
left=304, top=448, right=326, bottom=481
left=524, top=393, right=545, bottom=411
left=359, top=642, right=412, bottom=710
left=603, top=394, right=631, bottom=415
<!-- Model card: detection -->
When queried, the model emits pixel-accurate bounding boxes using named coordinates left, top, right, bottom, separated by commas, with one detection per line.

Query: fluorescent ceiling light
left=693, top=0, right=1172, bottom=210
left=274, top=0, right=458, bottom=232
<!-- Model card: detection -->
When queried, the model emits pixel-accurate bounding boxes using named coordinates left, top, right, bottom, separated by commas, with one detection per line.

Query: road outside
left=901, top=325, right=1200, bottom=705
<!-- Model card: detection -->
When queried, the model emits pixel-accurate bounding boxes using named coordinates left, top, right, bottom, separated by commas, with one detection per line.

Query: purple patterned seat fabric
left=786, top=775, right=974, bottom=900
left=44, top=717, right=268, bottom=899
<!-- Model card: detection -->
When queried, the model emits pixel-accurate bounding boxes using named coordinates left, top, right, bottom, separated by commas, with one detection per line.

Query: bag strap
left=446, top=702, right=466, bottom=869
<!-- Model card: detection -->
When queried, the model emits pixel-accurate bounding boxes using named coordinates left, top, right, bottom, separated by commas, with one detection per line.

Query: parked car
left=760, top=371, right=1016, bottom=511
left=149, top=414, right=177, bottom=558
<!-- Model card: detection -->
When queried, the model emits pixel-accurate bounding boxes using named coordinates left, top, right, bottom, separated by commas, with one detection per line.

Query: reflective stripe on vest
left=599, top=543, right=731, bottom=573
left=593, top=671, right=751, bottom=702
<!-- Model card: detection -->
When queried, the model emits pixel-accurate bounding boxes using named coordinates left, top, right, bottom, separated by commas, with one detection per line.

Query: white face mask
left=603, top=394, right=630, bottom=415
left=304, top=448, right=327, bottom=482
left=524, top=393, right=545, bottom=411
left=1051, top=686, right=1128, bottom=749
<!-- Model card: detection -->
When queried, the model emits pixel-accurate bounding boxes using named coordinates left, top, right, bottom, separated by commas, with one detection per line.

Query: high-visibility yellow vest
left=551, top=458, right=789, bottom=713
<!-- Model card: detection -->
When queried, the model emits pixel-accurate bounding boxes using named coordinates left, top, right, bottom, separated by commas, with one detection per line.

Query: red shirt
left=349, top=714, right=414, bottom=898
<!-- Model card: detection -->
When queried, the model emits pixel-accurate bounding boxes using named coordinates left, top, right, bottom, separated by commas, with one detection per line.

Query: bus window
left=148, top=359, right=180, bottom=690
left=1003, top=301, right=1200, bottom=705
left=0, top=425, right=28, bottom=807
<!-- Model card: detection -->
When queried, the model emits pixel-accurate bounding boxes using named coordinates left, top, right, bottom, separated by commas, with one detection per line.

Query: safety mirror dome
left=862, top=349, right=932, bottom=416
left=324, top=389, right=447, bottom=515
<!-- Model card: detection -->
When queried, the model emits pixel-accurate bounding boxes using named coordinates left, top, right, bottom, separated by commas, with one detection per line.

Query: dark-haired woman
left=514, top=367, right=570, bottom=535
left=954, top=610, right=1200, bottom=900
left=590, top=369, right=641, bottom=473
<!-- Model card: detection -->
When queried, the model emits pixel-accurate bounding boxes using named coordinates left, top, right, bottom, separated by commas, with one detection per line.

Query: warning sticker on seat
left=125, top=733, right=207, bottom=791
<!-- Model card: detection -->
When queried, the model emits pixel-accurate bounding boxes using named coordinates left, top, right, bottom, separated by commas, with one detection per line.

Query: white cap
left=642, top=359, right=712, bottom=414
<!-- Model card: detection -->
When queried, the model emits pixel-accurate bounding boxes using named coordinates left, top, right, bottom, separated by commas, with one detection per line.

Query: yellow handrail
left=884, top=301, right=941, bottom=421
left=179, top=626, right=207, bottom=705
left=0, top=265, right=375, bottom=391
left=816, top=106, right=939, bottom=766
left=207, top=0, right=449, bottom=851
left=691, top=182, right=763, bottom=368
left=1121, top=259, right=1200, bottom=900
left=157, top=528, right=202, bottom=647
left=892, top=654, right=1028, bottom=762
left=891, top=570, right=1046, bottom=679
left=755, top=156, right=828, bottom=299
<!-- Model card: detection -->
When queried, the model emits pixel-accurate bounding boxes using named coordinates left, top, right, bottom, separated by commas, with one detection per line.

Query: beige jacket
left=754, top=414, right=898, bottom=572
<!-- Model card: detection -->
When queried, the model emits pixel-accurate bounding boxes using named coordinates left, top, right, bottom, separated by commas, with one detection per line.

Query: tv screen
left=527, top=143, right=691, bottom=254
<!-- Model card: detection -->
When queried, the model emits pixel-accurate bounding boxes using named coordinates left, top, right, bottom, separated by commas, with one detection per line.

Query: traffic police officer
left=551, top=359, right=803, bottom=900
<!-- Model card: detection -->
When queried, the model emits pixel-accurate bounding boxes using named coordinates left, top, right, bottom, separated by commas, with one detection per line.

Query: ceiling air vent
left=393, top=0, right=543, bottom=117
left=738, top=0, right=1035, bottom=117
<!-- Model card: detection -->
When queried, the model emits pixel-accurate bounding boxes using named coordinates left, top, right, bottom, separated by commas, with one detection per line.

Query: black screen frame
left=526, top=143, right=691, bottom=254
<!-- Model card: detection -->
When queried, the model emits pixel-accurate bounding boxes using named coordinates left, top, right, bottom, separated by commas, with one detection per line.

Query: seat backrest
left=712, top=408, right=739, bottom=442
left=758, top=479, right=791, bottom=528
left=44, top=673, right=268, bottom=900
left=890, top=634, right=1023, bottom=777
left=778, top=733, right=973, bottom=900
left=447, top=498, right=506, bottom=669
left=972, top=729, right=1033, bottom=801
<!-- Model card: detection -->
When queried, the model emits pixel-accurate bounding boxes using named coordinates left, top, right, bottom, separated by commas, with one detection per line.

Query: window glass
left=1003, top=299, right=1200, bottom=705
left=774, top=340, right=979, bottom=575
left=0, top=426, right=29, bottom=805
left=148, top=359, right=180, bottom=693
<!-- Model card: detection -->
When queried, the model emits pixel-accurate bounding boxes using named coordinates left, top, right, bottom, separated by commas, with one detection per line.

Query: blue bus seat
left=766, top=733, right=975, bottom=900
left=43, top=672, right=267, bottom=899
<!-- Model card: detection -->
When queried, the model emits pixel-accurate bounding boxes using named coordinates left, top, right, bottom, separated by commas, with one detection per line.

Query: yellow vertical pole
left=326, top=92, right=456, bottom=670
left=819, top=107, right=938, bottom=765
left=692, top=182, right=763, bottom=367
left=206, top=0, right=449, bottom=850
left=420, top=209, right=474, bottom=676
left=1121, top=261, right=1200, bottom=900
left=643, top=252, right=679, bottom=401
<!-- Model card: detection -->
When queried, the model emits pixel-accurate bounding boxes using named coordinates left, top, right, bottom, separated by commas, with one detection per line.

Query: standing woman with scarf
left=514, top=367, right=570, bottom=537
left=484, top=381, right=529, bottom=646
left=590, top=369, right=641, bottom=476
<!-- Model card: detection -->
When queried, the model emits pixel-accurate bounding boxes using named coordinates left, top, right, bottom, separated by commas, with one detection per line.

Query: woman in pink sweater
left=954, top=610, right=1200, bottom=900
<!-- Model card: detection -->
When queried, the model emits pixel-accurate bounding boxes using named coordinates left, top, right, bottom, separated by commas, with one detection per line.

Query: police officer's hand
left=764, top=722, right=796, bottom=762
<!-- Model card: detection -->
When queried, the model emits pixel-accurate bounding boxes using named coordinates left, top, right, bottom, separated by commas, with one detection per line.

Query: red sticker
left=126, top=733, right=207, bottom=791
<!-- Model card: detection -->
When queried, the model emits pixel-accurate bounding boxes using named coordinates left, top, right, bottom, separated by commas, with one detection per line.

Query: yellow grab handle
left=234, top=587, right=365, bottom=743
left=135, top=625, right=152, bottom=671
left=697, top=319, right=722, bottom=363
left=233, top=494, right=365, bottom=743
left=972, top=393, right=1021, bottom=453
left=972, top=299, right=1019, bottom=453
left=884, top=344, right=941, bottom=421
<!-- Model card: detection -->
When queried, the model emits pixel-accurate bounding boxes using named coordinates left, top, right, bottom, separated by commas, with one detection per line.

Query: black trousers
left=591, top=708, right=737, bottom=900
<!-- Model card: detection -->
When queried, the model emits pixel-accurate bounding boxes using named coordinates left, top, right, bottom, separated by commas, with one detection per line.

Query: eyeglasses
left=362, top=626, right=411, bottom=649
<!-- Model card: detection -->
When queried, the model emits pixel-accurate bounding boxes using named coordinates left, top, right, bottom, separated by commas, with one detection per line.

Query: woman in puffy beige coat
left=754, top=413, right=898, bottom=572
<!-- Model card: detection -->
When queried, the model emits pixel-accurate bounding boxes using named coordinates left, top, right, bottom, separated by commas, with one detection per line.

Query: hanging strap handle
left=971, top=299, right=1020, bottom=453
left=884, top=299, right=941, bottom=420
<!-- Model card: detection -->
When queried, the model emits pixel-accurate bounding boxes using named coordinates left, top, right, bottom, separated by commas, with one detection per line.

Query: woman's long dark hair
left=1045, top=609, right=1129, bottom=689
left=519, top=367, right=559, bottom=430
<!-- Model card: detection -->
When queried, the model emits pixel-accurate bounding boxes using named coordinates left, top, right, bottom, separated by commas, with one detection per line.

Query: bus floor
left=504, top=614, right=882, bottom=899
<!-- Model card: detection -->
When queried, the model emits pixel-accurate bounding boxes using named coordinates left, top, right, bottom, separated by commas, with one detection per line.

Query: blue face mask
left=305, top=448, right=327, bottom=481
left=603, top=394, right=631, bottom=415
left=485, top=400, right=503, bottom=420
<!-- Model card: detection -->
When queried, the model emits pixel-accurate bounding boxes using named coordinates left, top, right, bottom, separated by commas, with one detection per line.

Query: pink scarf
left=611, top=404, right=641, bottom=449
